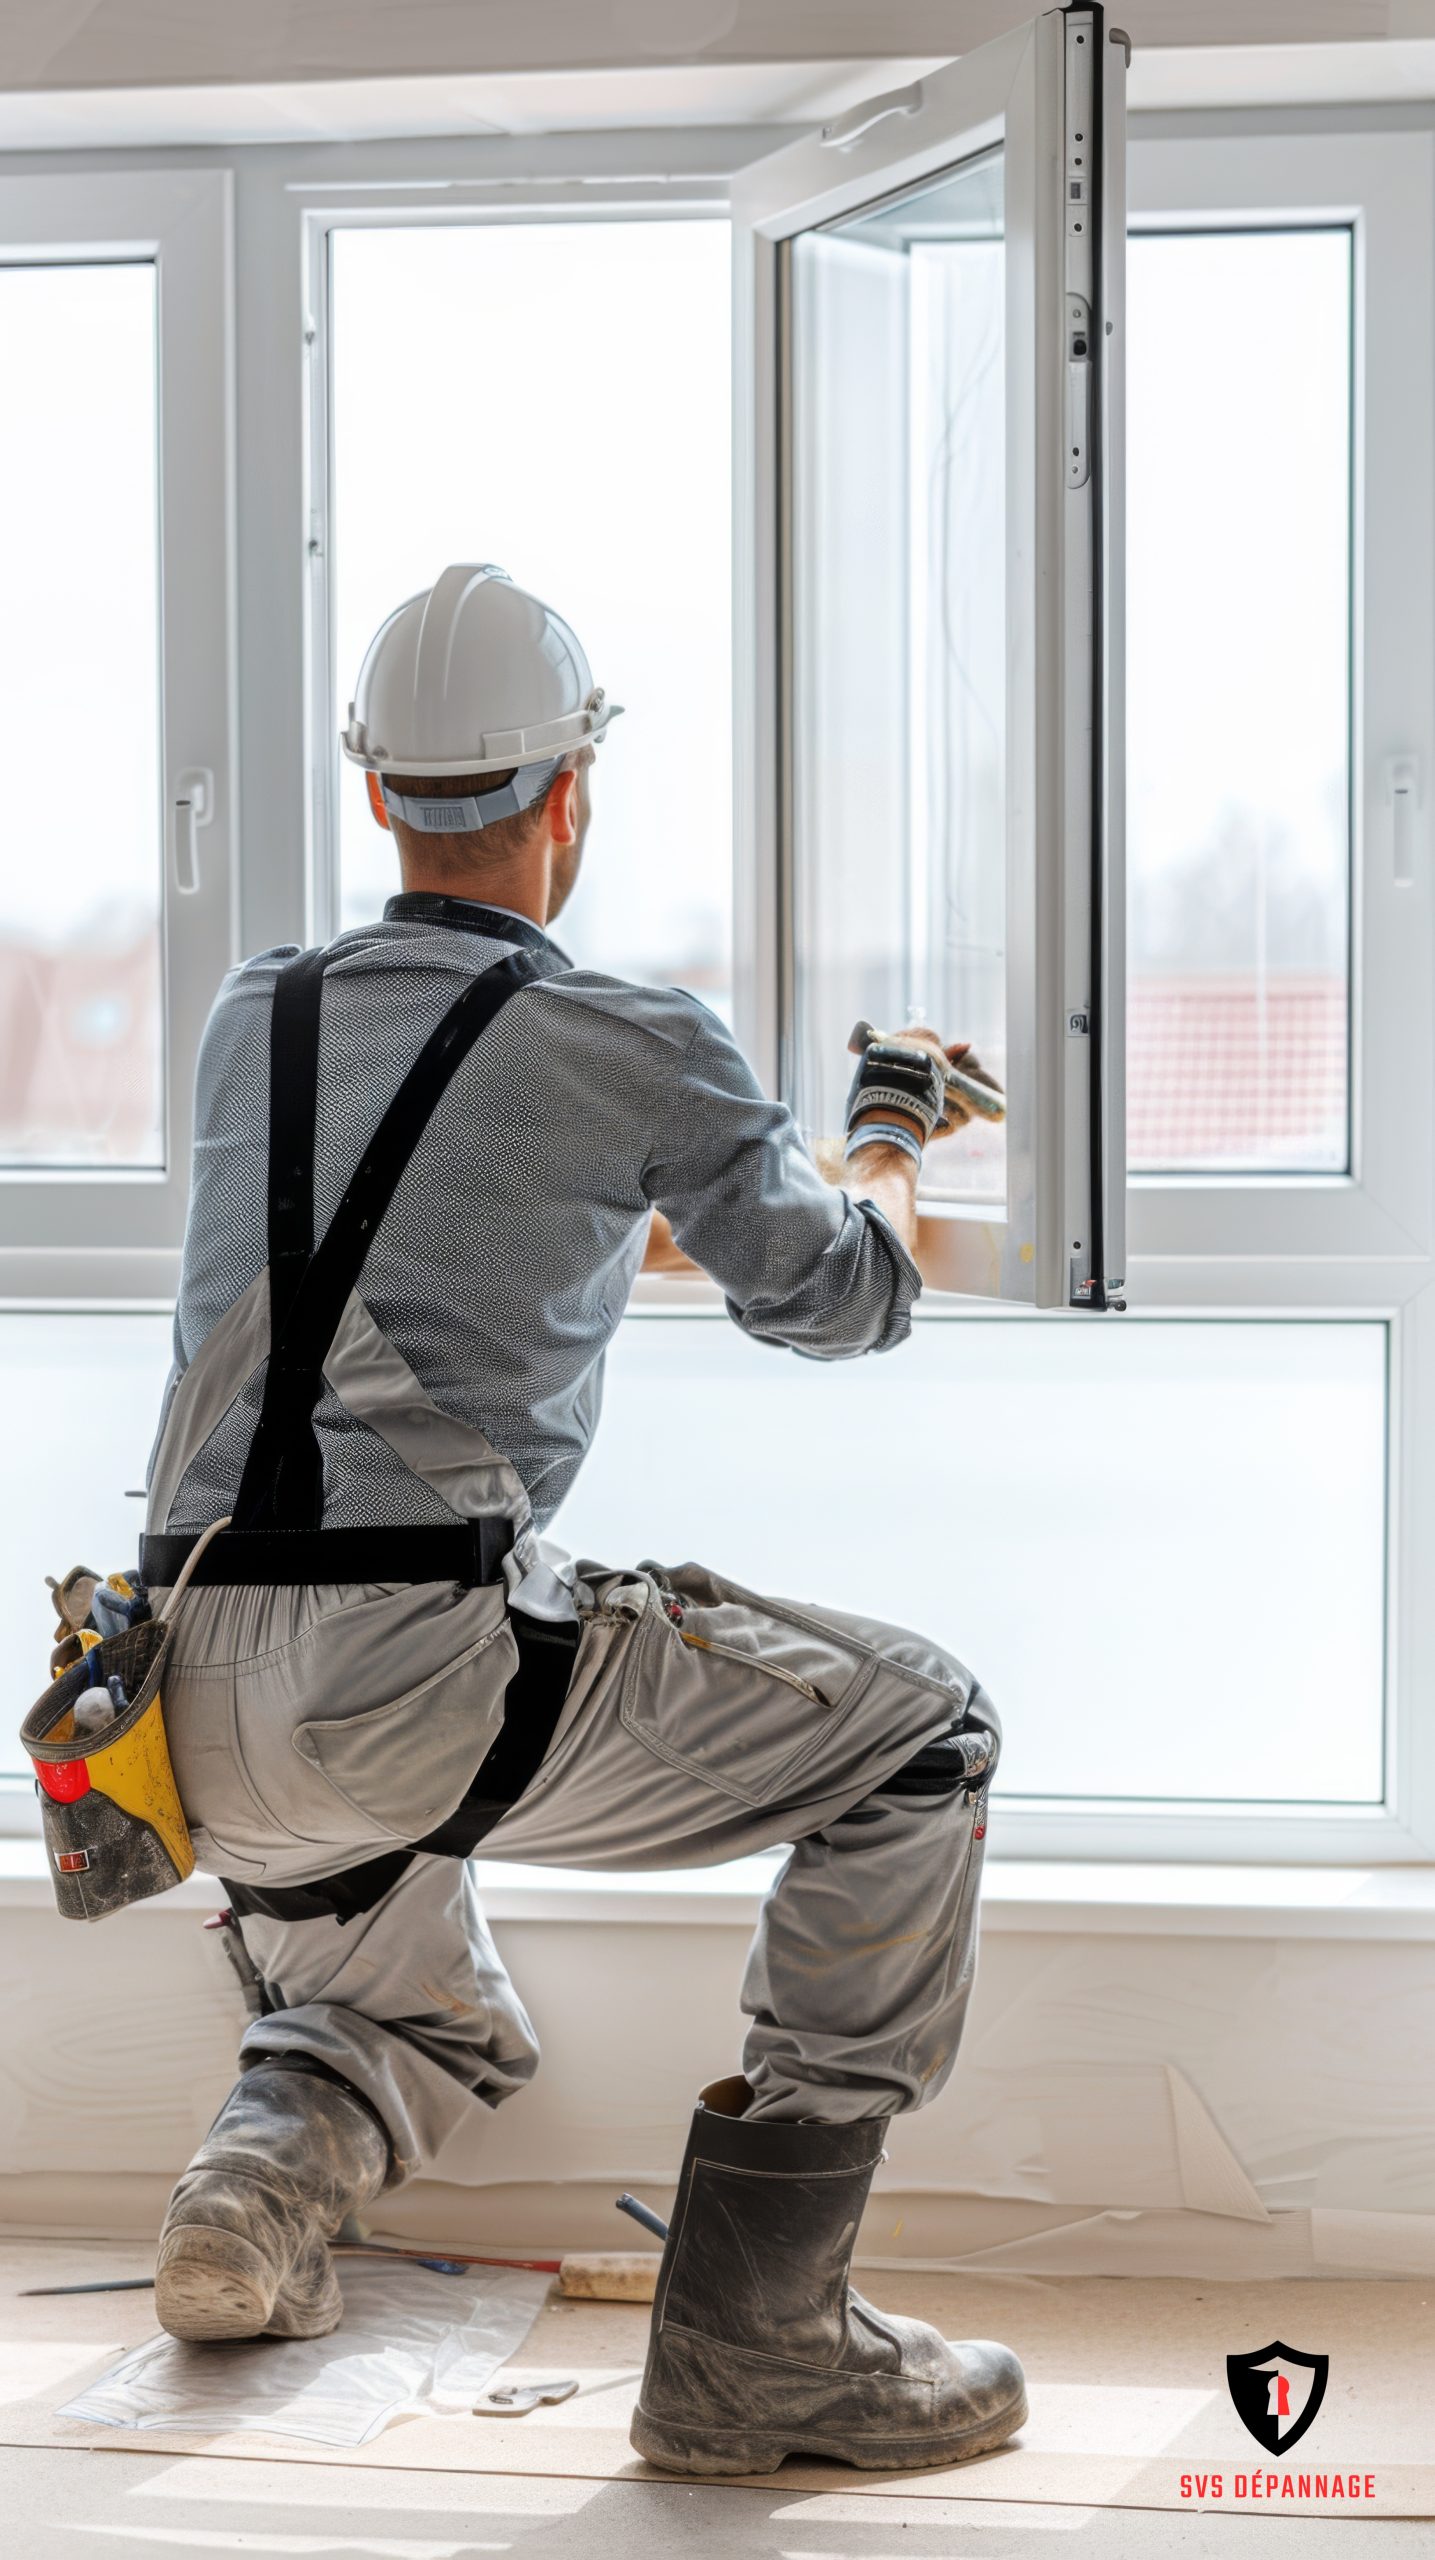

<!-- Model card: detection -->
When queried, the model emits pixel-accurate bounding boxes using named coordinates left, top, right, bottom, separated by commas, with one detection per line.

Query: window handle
left=173, top=767, right=214, bottom=895
left=1385, top=754, right=1422, bottom=887
left=820, top=80, right=924, bottom=151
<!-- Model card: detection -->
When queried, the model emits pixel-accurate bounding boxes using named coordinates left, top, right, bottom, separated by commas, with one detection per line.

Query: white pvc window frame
left=254, top=99, right=1435, bottom=1858
left=0, top=108, right=1431, bottom=1864
left=0, top=171, right=236, bottom=1303
left=1009, top=119, right=1435, bottom=1862
left=732, top=9, right=1127, bottom=1314
left=209, top=131, right=737, bottom=975
left=1125, top=128, right=1435, bottom=1295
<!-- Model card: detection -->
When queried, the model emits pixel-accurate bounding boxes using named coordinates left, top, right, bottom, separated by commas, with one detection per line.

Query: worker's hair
left=383, top=763, right=558, bottom=865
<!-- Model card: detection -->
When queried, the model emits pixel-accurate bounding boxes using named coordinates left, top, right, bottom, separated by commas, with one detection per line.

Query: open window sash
left=733, top=6, right=1126, bottom=1309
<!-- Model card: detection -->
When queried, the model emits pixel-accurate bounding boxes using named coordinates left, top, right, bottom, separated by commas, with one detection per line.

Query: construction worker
left=143, top=565, right=1025, bottom=2476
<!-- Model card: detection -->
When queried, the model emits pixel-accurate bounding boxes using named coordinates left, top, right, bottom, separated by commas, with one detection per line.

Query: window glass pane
left=791, top=155, right=1006, bottom=1204
left=331, top=221, right=731, bottom=1008
left=0, top=264, right=163, bottom=1168
left=1127, top=228, right=1352, bottom=1174
left=10, top=1307, right=1386, bottom=1813
left=554, top=1312, right=1386, bottom=1807
left=0, top=1310, right=172, bottom=1778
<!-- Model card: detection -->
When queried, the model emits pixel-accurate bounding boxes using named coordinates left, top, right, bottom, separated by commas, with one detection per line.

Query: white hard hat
left=341, top=563, right=621, bottom=780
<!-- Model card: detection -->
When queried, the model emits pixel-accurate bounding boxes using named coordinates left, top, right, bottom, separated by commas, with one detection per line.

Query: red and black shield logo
left=1226, top=2341, right=1329, bottom=2455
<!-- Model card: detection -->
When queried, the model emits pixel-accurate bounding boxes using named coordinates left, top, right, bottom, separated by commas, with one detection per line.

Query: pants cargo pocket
left=291, top=1616, right=518, bottom=1846
left=619, top=1566, right=876, bottom=1809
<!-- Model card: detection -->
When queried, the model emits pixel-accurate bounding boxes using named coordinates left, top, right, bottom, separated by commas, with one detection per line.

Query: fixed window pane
left=790, top=154, right=1007, bottom=1205
left=330, top=220, right=731, bottom=1008
left=554, top=1312, right=1386, bottom=1808
left=0, top=263, right=163, bottom=1168
left=1127, top=228, right=1352, bottom=1174
left=0, top=1309, right=172, bottom=1779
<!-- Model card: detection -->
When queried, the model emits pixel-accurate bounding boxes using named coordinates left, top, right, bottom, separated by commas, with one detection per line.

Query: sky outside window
left=331, top=219, right=732, bottom=1012
left=0, top=262, right=162, bottom=1168
left=1126, top=226, right=1353, bottom=1174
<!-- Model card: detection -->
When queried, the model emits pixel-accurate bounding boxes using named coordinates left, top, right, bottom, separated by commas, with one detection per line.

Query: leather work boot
left=154, top=2060, right=390, bottom=2343
left=631, top=2076, right=1027, bottom=2477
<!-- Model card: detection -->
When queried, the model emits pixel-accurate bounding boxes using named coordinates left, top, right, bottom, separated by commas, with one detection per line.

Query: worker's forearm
left=647, top=1116, right=920, bottom=1290
left=838, top=1138, right=921, bottom=1256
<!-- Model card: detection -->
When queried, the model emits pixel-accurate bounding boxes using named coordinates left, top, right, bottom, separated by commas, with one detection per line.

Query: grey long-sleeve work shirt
left=158, top=893, right=921, bottom=1535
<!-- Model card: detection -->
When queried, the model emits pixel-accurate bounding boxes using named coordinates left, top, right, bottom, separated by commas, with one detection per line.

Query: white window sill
left=2, top=1839, right=1435, bottom=1938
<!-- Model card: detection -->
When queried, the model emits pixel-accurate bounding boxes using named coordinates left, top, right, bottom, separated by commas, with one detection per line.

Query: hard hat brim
left=342, top=700, right=623, bottom=777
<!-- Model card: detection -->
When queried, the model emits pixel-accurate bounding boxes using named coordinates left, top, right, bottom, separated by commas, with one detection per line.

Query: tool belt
left=23, top=1620, right=188, bottom=1921
left=26, top=925, right=571, bottom=1923
left=21, top=1523, right=232, bottom=1923
left=139, top=1520, right=512, bottom=1592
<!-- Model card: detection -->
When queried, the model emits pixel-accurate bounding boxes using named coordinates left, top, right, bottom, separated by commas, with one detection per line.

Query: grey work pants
left=190, top=1561, right=995, bottom=2183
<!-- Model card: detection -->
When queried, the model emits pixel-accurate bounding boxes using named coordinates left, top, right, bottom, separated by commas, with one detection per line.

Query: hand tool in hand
left=848, top=1019, right=1006, bottom=1122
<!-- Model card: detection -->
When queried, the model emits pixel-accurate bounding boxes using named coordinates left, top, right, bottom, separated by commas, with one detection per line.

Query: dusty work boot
left=154, top=2059, right=390, bottom=2343
left=631, top=2076, right=1026, bottom=2477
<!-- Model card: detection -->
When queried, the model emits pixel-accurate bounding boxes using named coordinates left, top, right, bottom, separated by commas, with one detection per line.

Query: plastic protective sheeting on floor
left=56, top=2260, right=550, bottom=2448
left=9, top=2245, right=1433, bottom=2518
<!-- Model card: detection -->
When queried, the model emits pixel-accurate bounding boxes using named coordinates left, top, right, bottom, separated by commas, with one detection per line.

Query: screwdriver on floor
left=19, top=2244, right=563, bottom=2295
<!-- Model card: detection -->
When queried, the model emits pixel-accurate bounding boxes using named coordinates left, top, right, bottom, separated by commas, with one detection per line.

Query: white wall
left=3, top=1871, right=1433, bottom=2281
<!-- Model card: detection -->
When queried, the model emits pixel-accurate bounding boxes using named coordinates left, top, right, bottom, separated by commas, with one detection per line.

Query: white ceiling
left=0, top=60, right=945, bottom=153
left=3, top=36, right=1435, bottom=154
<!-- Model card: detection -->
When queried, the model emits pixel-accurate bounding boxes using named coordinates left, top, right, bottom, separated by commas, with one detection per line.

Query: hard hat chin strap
left=380, top=756, right=562, bottom=836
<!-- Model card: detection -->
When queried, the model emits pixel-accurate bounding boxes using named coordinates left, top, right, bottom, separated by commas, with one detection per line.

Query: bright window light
left=0, top=262, right=163, bottom=1168
left=552, top=1312, right=1387, bottom=1807
left=330, top=219, right=732, bottom=1010
left=1127, top=228, right=1353, bottom=1175
left=0, top=1310, right=172, bottom=1779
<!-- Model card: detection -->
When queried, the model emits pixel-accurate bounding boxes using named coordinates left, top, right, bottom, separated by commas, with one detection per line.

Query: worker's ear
left=546, top=766, right=580, bottom=848
left=365, top=772, right=391, bottom=832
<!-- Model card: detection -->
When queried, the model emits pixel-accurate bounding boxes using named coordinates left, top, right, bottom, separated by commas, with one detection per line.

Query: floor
left=5, top=2443, right=1435, bottom=2559
left=1, top=2240, right=1431, bottom=2556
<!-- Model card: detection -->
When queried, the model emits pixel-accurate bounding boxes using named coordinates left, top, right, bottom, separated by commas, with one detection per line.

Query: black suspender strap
left=265, top=948, right=336, bottom=1342
left=234, top=948, right=338, bottom=1535
left=229, top=944, right=551, bottom=1538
